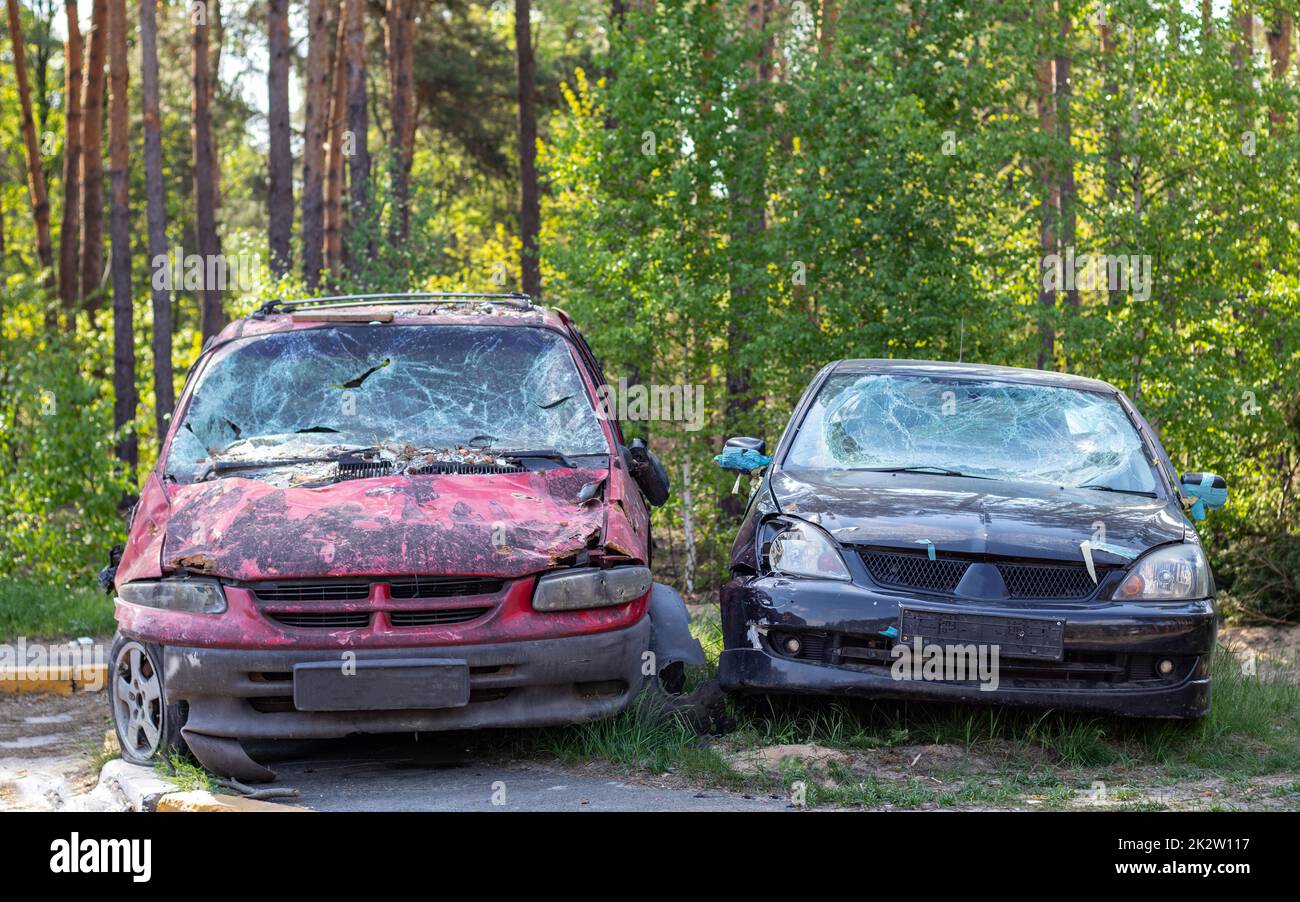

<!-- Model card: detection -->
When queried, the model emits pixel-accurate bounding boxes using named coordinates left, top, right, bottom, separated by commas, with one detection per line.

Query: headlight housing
left=765, top=519, right=852, bottom=581
left=117, top=579, right=227, bottom=614
left=532, top=565, right=652, bottom=611
left=1116, top=543, right=1210, bottom=601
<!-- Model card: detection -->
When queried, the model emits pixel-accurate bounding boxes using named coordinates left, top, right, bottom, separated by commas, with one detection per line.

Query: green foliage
left=542, top=0, right=1300, bottom=599
left=0, top=279, right=133, bottom=585
left=1216, top=533, right=1300, bottom=623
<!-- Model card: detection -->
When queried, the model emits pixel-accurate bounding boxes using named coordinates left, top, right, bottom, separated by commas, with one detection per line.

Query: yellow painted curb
left=156, top=791, right=311, bottom=812
left=0, top=664, right=107, bottom=695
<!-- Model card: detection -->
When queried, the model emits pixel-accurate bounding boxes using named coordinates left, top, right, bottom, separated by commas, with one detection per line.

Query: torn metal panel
left=159, top=468, right=613, bottom=581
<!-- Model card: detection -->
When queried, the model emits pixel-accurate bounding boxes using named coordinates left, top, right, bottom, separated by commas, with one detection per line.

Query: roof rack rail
left=252, top=291, right=535, bottom=318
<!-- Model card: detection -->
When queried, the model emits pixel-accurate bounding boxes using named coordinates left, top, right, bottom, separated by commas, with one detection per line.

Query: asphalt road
left=249, top=735, right=788, bottom=812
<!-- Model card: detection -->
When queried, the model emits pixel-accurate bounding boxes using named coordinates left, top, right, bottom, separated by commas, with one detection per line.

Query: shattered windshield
left=166, top=324, right=609, bottom=481
left=785, top=374, right=1158, bottom=493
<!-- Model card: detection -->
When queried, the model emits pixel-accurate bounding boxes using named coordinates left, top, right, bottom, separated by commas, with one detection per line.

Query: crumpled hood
left=769, top=468, right=1186, bottom=565
left=161, top=469, right=609, bottom=581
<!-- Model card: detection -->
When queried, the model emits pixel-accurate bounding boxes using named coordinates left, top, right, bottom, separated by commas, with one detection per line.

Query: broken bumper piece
left=162, top=616, right=651, bottom=780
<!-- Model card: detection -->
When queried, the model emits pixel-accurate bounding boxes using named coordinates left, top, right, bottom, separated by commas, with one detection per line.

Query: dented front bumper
left=161, top=615, right=650, bottom=778
left=719, top=575, right=1216, bottom=718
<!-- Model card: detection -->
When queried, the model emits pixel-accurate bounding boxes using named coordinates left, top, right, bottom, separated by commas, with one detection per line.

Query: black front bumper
left=719, top=576, right=1216, bottom=718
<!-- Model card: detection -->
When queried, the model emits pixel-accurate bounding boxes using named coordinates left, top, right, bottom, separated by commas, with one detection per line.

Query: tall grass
left=0, top=579, right=115, bottom=641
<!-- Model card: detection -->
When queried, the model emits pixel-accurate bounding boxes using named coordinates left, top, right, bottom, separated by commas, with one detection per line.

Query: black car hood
left=768, top=468, right=1187, bottom=565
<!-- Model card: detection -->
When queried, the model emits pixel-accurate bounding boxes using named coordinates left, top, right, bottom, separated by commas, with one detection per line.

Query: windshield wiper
left=495, top=449, right=577, bottom=468
left=1077, top=483, right=1157, bottom=497
left=204, top=446, right=376, bottom=477
left=857, top=465, right=992, bottom=479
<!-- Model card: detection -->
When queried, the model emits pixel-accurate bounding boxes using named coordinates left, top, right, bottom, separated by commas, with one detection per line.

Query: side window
left=569, top=327, right=624, bottom=444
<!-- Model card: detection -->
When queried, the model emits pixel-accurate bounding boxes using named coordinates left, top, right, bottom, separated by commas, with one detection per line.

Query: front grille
left=388, top=576, right=504, bottom=599
left=252, top=581, right=371, bottom=603
left=250, top=576, right=505, bottom=603
left=859, top=550, right=969, bottom=593
left=996, top=562, right=1099, bottom=599
left=269, top=611, right=371, bottom=629
left=389, top=607, right=493, bottom=627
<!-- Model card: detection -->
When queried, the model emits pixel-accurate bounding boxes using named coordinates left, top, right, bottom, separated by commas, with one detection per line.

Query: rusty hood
left=160, top=469, right=610, bottom=581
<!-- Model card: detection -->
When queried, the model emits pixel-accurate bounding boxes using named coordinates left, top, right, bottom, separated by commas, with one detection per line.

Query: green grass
left=154, top=754, right=219, bottom=793
left=524, top=642, right=1300, bottom=809
left=0, top=579, right=115, bottom=641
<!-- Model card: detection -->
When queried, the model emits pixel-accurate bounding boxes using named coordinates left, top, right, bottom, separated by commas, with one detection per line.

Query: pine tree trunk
left=344, top=0, right=371, bottom=264
left=515, top=0, right=541, bottom=297
left=1056, top=7, right=1077, bottom=314
left=820, top=0, right=838, bottom=57
left=107, top=0, right=136, bottom=469
left=1267, top=12, right=1293, bottom=132
left=267, top=0, right=292, bottom=275
left=301, top=0, right=334, bottom=289
left=80, top=0, right=107, bottom=319
left=140, top=0, right=172, bottom=441
left=324, top=8, right=348, bottom=277
left=6, top=0, right=56, bottom=288
left=193, top=0, right=223, bottom=340
left=723, top=0, right=772, bottom=518
left=59, top=0, right=83, bottom=318
left=1035, top=4, right=1058, bottom=371
left=386, top=0, right=416, bottom=243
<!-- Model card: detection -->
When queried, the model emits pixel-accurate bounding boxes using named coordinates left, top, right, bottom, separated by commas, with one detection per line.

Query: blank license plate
left=293, top=659, right=470, bottom=711
left=900, top=609, right=1065, bottom=661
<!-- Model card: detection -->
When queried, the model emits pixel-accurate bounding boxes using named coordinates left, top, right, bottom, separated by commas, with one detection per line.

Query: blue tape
left=1184, top=473, right=1227, bottom=521
left=915, top=538, right=936, bottom=561
left=879, top=625, right=899, bottom=639
left=713, top=448, right=773, bottom=473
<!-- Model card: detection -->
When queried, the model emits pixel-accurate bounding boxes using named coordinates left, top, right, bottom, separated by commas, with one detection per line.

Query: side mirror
left=626, top=438, right=670, bottom=507
left=715, top=436, right=771, bottom=474
left=1180, top=472, right=1227, bottom=520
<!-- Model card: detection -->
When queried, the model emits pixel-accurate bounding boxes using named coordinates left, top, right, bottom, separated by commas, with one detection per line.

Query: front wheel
left=108, top=635, right=188, bottom=765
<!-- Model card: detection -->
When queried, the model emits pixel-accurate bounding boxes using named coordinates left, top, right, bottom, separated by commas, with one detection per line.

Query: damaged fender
left=648, top=583, right=706, bottom=668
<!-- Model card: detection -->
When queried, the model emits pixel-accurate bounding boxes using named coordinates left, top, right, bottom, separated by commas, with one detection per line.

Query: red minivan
left=103, top=293, right=701, bottom=781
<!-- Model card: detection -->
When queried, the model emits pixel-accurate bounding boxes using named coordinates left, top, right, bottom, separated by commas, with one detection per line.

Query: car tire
left=108, top=634, right=189, bottom=766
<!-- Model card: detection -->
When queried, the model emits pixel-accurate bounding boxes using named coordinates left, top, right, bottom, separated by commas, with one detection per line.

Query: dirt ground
left=0, top=689, right=111, bottom=810
left=1219, top=624, right=1300, bottom=683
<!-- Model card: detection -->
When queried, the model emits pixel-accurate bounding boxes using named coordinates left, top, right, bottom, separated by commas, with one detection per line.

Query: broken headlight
left=1116, top=543, right=1210, bottom=601
left=532, top=565, right=653, bottom=611
left=765, top=519, right=852, bottom=581
left=117, top=579, right=227, bottom=614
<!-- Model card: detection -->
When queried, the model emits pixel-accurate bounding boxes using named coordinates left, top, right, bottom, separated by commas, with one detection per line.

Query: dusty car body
left=718, top=360, right=1224, bottom=719
left=105, top=293, right=701, bottom=781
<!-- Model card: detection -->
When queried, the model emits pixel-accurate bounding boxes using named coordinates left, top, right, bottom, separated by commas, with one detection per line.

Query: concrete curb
left=0, top=663, right=108, bottom=695
left=95, top=759, right=176, bottom=811
left=155, top=791, right=311, bottom=812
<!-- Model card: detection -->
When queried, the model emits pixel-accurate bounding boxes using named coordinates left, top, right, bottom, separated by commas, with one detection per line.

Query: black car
left=716, top=360, right=1226, bottom=718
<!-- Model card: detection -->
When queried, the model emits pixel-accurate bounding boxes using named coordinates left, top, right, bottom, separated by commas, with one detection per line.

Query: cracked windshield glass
left=785, top=374, right=1158, bottom=494
left=166, top=324, right=609, bottom=483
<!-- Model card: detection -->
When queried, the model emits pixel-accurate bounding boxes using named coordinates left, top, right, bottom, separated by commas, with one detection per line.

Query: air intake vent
left=389, top=607, right=493, bottom=627
left=389, top=576, right=505, bottom=598
left=270, top=611, right=371, bottom=629
left=859, top=549, right=969, bottom=593
left=996, top=562, right=1100, bottom=599
left=408, top=461, right=525, bottom=475
left=252, top=581, right=371, bottom=603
